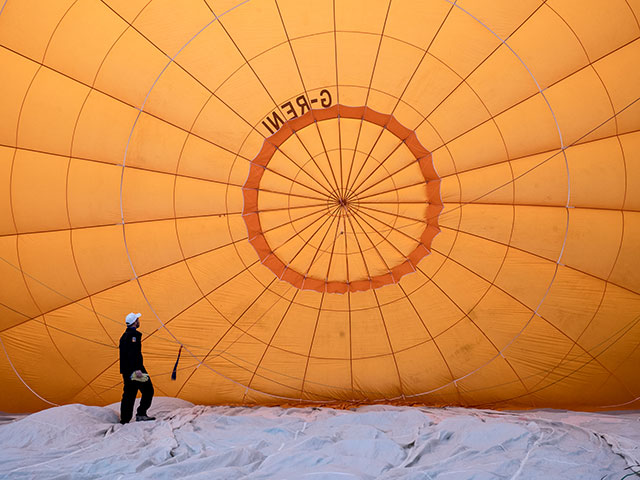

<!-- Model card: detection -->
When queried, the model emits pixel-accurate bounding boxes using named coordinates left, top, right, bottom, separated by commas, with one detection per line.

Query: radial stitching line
left=358, top=118, right=639, bottom=209
left=347, top=206, right=393, bottom=275
left=287, top=126, right=343, bottom=200
left=0, top=140, right=254, bottom=189
left=341, top=212, right=350, bottom=284
left=345, top=122, right=389, bottom=203
left=436, top=199, right=639, bottom=214
left=398, top=282, right=463, bottom=404
left=322, top=201, right=345, bottom=284
left=433, top=129, right=640, bottom=183
left=276, top=138, right=339, bottom=200
left=272, top=0, right=344, bottom=197
left=0, top=43, right=258, bottom=165
left=625, top=0, right=640, bottom=28
left=365, top=0, right=394, bottom=107
left=343, top=211, right=376, bottom=396
left=348, top=135, right=408, bottom=198
left=275, top=206, right=342, bottom=276
left=300, top=208, right=342, bottom=283
left=389, top=0, right=461, bottom=118
left=371, top=289, right=405, bottom=399
left=203, top=288, right=299, bottom=367
left=351, top=208, right=413, bottom=261
left=299, top=291, right=325, bottom=399
left=344, top=211, right=375, bottom=284
left=436, top=222, right=640, bottom=297
left=261, top=204, right=332, bottom=240
left=0, top=211, right=246, bottom=241
left=343, top=0, right=394, bottom=200
left=345, top=209, right=405, bottom=396
left=0, top=300, right=28, bottom=319
left=252, top=187, right=327, bottom=203
left=269, top=205, right=339, bottom=263
left=347, top=290, right=354, bottom=396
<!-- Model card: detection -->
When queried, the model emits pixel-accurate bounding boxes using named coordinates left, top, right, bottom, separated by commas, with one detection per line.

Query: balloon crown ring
left=242, top=104, right=442, bottom=294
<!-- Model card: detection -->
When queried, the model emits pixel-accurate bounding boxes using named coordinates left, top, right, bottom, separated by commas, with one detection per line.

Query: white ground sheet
left=0, top=397, right=638, bottom=479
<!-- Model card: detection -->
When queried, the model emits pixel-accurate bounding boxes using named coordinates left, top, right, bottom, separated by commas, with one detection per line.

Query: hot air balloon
left=0, top=0, right=639, bottom=414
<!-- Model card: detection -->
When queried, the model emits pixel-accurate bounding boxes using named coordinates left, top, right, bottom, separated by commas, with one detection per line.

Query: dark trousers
left=120, top=374, right=154, bottom=423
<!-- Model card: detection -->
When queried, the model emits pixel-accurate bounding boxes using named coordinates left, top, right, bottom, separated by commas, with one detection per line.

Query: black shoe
left=136, top=415, right=156, bottom=422
left=119, top=419, right=129, bottom=425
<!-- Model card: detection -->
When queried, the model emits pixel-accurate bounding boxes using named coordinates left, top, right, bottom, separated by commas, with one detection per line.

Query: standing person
left=119, top=312, right=155, bottom=424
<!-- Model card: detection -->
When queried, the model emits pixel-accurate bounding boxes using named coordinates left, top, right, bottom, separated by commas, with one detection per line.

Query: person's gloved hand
left=131, top=370, right=149, bottom=382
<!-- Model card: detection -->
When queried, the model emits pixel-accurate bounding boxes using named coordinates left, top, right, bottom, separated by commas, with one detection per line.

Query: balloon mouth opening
left=242, top=104, right=442, bottom=294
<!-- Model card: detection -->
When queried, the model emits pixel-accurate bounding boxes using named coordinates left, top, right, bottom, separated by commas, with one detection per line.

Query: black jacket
left=119, top=327, right=147, bottom=376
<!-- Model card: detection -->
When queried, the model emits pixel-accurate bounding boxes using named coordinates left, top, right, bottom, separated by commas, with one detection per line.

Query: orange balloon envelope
left=0, top=0, right=639, bottom=413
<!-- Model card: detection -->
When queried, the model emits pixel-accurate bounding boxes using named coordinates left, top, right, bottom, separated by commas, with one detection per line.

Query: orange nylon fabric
left=0, top=0, right=639, bottom=413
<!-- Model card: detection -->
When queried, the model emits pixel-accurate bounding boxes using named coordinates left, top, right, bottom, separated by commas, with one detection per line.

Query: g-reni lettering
left=262, top=89, right=333, bottom=135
